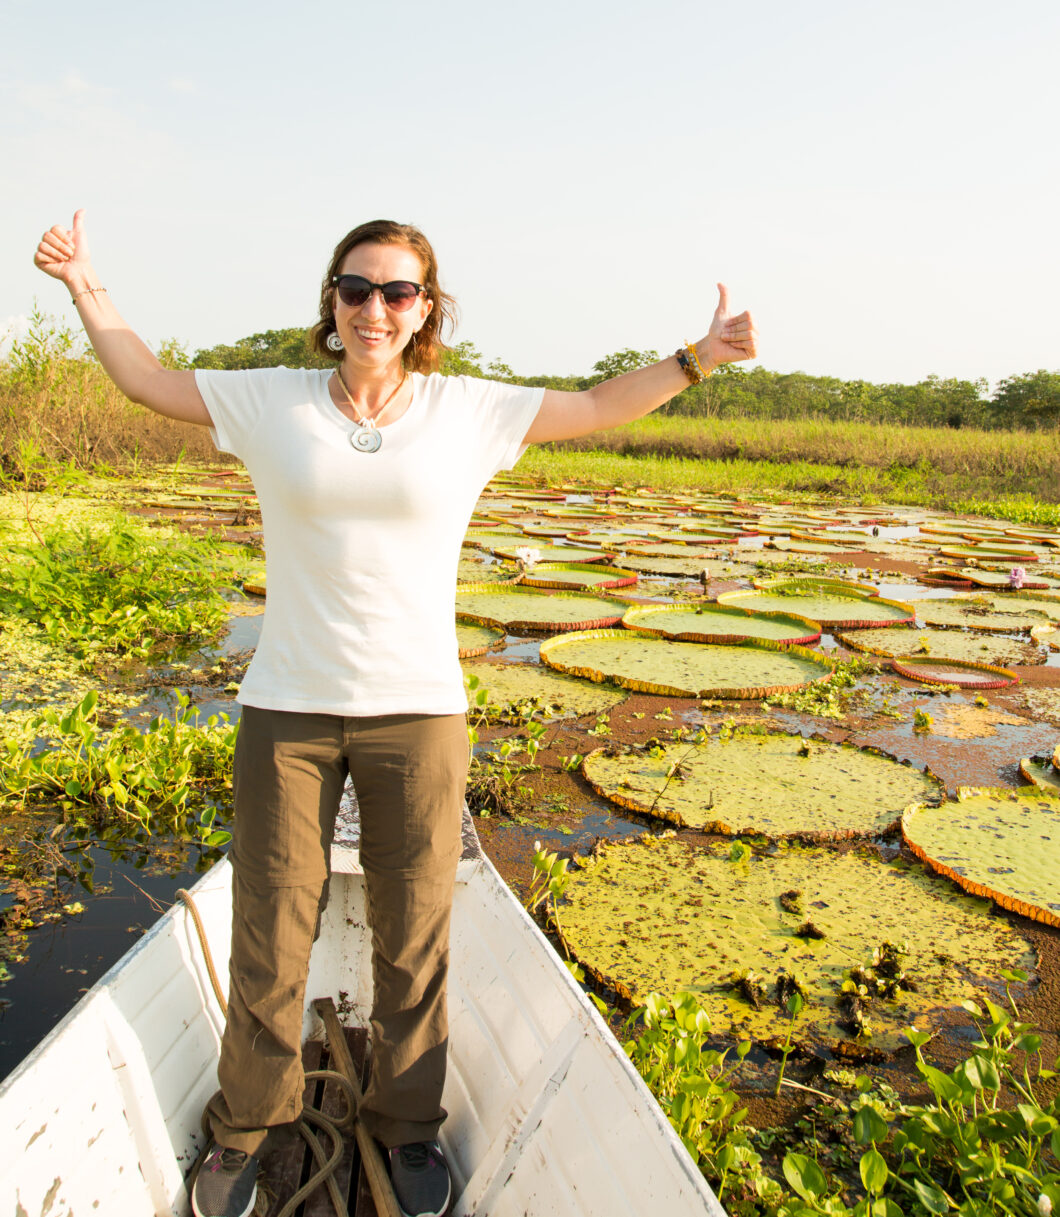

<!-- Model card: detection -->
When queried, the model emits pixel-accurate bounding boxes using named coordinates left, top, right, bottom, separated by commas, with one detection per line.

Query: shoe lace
left=396, top=1141, right=433, bottom=1170
left=215, top=1147, right=251, bottom=1173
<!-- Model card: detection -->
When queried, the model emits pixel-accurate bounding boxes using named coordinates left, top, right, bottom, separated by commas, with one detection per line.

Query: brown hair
left=309, top=220, right=457, bottom=374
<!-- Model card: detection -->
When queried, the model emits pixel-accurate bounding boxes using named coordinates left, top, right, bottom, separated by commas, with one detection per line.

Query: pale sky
left=2, top=0, right=1057, bottom=389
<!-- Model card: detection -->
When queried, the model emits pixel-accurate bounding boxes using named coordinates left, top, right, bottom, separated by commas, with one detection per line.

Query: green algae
left=582, top=732, right=941, bottom=836
left=561, top=835, right=1036, bottom=1052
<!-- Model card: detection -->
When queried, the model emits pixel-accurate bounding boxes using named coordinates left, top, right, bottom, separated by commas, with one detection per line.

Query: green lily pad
left=561, top=835, right=1034, bottom=1052
left=520, top=562, right=638, bottom=590
left=914, top=596, right=1054, bottom=632
left=463, top=662, right=625, bottom=718
left=495, top=544, right=608, bottom=564
left=621, top=602, right=820, bottom=647
left=614, top=553, right=716, bottom=577
left=456, top=622, right=505, bottom=658
left=582, top=733, right=941, bottom=836
left=718, top=589, right=914, bottom=629
left=903, top=788, right=1060, bottom=927
left=540, top=629, right=833, bottom=698
left=838, top=626, right=1044, bottom=667
left=455, top=585, right=629, bottom=632
left=462, top=530, right=531, bottom=553
left=1018, top=758, right=1060, bottom=793
left=887, top=657, right=1020, bottom=689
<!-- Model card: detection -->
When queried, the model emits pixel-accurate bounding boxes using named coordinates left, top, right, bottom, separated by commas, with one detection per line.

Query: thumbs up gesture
left=34, top=209, right=92, bottom=286
left=700, top=283, right=757, bottom=368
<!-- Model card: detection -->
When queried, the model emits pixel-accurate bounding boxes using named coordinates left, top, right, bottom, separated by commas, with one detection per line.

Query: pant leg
left=346, top=713, right=468, bottom=1148
left=206, top=706, right=347, bottom=1155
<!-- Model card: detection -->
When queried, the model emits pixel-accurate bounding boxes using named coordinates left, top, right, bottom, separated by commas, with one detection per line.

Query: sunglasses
left=332, top=274, right=425, bottom=312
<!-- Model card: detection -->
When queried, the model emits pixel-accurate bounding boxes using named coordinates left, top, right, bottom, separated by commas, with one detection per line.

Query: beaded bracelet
left=685, top=340, right=709, bottom=381
left=71, top=286, right=107, bottom=304
left=674, top=348, right=701, bottom=386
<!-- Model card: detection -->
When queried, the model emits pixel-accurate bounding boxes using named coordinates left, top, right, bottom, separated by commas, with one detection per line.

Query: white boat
left=0, top=813, right=725, bottom=1216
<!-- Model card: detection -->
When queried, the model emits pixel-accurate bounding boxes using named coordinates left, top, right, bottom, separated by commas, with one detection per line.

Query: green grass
left=519, top=413, right=1060, bottom=513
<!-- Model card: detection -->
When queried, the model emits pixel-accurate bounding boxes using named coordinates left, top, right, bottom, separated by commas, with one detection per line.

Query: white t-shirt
left=195, top=367, right=544, bottom=716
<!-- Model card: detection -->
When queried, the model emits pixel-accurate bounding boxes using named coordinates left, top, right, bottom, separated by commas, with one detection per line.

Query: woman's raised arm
left=34, top=210, right=212, bottom=427
left=523, top=283, right=757, bottom=444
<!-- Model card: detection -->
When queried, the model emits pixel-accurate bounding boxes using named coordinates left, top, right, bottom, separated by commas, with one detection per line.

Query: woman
left=34, top=211, right=757, bottom=1217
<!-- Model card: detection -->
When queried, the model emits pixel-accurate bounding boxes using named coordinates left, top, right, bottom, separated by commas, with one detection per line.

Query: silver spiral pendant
left=350, top=426, right=382, bottom=453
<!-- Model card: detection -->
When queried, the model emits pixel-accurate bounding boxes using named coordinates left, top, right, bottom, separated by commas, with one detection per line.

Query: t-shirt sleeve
left=460, top=378, right=545, bottom=476
left=194, top=368, right=279, bottom=459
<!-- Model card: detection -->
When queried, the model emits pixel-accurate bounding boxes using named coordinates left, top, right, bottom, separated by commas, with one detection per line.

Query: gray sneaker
left=388, top=1140, right=452, bottom=1217
left=191, top=1143, right=259, bottom=1217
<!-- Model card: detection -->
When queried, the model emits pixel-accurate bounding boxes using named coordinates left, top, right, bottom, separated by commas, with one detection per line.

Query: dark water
left=0, top=842, right=218, bottom=1083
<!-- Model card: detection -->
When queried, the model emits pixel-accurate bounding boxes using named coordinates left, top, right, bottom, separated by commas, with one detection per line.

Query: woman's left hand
left=697, top=283, right=757, bottom=370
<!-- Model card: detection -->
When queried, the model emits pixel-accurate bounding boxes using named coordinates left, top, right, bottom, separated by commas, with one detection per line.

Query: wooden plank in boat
left=302, top=1028, right=370, bottom=1217
left=258, top=1029, right=379, bottom=1217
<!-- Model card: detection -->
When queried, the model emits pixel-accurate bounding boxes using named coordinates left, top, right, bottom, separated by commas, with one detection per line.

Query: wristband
left=71, top=286, right=107, bottom=304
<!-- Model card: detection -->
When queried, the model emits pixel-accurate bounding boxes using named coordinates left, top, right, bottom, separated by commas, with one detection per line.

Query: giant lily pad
left=914, top=596, right=1053, bottom=633
left=456, top=622, right=504, bottom=658
left=519, top=562, right=638, bottom=590
left=1018, top=757, right=1060, bottom=793
left=561, top=836, right=1034, bottom=1051
left=718, top=588, right=914, bottom=629
left=621, top=602, right=820, bottom=647
left=838, top=626, right=1044, bottom=667
left=463, top=662, right=625, bottom=718
left=582, top=733, right=940, bottom=836
left=540, top=629, right=833, bottom=698
left=615, top=553, right=716, bottom=577
left=888, top=657, right=1020, bottom=689
left=455, top=585, right=629, bottom=632
left=903, top=788, right=1060, bottom=927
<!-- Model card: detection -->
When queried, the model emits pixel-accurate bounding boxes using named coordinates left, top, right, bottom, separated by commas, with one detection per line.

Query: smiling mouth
left=356, top=328, right=390, bottom=342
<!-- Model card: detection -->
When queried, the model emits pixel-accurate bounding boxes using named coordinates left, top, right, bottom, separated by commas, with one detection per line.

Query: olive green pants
left=206, top=706, right=468, bottom=1154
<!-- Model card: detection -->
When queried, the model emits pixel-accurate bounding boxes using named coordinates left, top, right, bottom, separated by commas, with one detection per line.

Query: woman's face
left=333, top=241, right=433, bottom=372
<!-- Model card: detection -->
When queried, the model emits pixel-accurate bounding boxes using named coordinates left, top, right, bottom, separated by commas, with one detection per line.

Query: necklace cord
left=333, top=365, right=407, bottom=429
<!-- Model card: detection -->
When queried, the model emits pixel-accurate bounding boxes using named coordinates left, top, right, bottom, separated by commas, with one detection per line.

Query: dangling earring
left=326, top=332, right=344, bottom=353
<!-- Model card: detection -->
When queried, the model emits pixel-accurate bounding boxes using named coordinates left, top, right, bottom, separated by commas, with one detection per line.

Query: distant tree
left=486, top=357, right=515, bottom=381
left=156, top=338, right=192, bottom=370
left=991, top=370, right=1060, bottom=429
left=438, top=341, right=484, bottom=377
left=590, top=348, right=659, bottom=382
left=192, top=328, right=327, bottom=370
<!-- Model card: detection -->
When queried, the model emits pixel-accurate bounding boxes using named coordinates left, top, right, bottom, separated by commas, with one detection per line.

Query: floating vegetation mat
left=463, top=662, right=626, bottom=718
left=621, top=602, right=820, bottom=647
left=581, top=732, right=941, bottom=835
left=456, top=623, right=504, bottom=658
left=561, top=836, right=1036, bottom=1052
left=838, top=625, right=1044, bottom=667
left=454, top=585, right=628, bottom=632
left=718, top=589, right=914, bottom=629
left=903, top=787, right=1060, bottom=927
left=540, top=630, right=833, bottom=698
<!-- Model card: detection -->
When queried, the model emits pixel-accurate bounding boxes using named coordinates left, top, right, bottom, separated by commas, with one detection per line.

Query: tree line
left=190, top=328, right=1060, bottom=432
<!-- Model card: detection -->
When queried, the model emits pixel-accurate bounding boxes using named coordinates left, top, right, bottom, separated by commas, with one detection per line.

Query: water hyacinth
left=1010, top=566, right=1026, bottom=589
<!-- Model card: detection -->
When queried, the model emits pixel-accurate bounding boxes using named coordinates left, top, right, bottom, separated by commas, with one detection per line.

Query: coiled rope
left=177, top=888, right=401, bottom=1217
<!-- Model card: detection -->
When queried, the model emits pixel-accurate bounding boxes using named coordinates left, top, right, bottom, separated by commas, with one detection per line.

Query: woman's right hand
left=34, top=209, right=91, bottom=286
